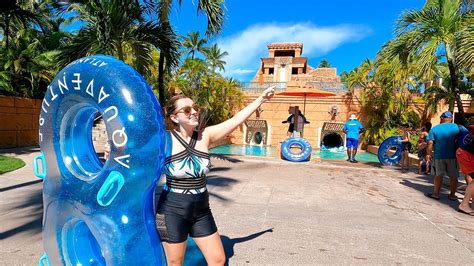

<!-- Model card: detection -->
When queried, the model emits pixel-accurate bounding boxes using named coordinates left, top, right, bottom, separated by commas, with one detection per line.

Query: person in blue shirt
left=343, top=114, right=364, bottom=163
left=426, top=111, right=467, bottom=201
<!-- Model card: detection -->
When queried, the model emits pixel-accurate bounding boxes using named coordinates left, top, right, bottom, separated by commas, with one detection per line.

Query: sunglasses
left=174, top=104, right=201, bottom=116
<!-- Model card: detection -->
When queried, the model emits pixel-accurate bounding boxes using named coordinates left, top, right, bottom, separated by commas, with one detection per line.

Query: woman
left=400, top=123, right=411, bottom=171
left=416, top=128, right=429, bottom=175
left=155, top=86, right=275, bottom=265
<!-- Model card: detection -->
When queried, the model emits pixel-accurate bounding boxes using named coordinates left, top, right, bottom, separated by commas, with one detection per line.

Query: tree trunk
left=5, top=15, right=10, bottom=50
left=158, top=52, right=165, bottom=108
left=447, top=59, right=466, bottom=125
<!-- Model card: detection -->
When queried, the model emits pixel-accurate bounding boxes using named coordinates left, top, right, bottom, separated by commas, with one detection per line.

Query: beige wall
left=0, top=96, right=41, bottom=148
left=228, top=93, right=473, bottom=148
left=229, top=92, right=360, bottom=148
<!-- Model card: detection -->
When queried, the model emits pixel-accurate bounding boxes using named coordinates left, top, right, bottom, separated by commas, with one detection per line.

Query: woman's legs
left=193, top=232, right=225, bottom=266
left=418, top=159, right=423, bottom=174
left=401, top=151, right=409, bottom=169
left=162, top=241, right=187, bottom=266
left=459, top=177, right=474, bottom=214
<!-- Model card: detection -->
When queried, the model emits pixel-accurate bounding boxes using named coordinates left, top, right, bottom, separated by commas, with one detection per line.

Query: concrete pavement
left=1, top=147, right=474, bottom=265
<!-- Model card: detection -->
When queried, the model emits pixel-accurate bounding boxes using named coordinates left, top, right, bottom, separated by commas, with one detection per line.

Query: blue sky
left=169, top=0, right=426, bottom=82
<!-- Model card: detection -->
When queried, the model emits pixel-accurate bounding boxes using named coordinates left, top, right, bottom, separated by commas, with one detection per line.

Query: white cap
left=349, top=114, right=357, bottom=120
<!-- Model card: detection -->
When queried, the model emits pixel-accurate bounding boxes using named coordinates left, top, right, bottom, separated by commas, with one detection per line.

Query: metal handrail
left=240, top=81, right=356, bottom=93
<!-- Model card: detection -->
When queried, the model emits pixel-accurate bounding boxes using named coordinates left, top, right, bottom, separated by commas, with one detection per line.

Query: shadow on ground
left=1, top=186, right=43, bottom=239
left=0, top=146, right=40, bottom=155
left=400, top=174, right=461, bottom=211
left=183, top=228, right=274, bottom=265
left=210, top=154, right=244, bottom=163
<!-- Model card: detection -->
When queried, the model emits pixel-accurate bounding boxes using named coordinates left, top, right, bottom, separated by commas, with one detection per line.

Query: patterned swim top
left=162, top=130, right=211, bottom=194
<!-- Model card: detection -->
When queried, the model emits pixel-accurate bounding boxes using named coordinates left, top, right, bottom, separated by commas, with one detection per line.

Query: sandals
left=457, top=207, right=474, bottom=216
left=448, top=195, right=458, bottom=201
left=425, top=193, right=440, bottom=200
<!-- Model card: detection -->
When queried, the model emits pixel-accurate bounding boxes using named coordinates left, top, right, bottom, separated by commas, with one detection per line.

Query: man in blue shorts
left=343, top=114, right=364, bottom=163
left=426, top=111, right=465, bottom=200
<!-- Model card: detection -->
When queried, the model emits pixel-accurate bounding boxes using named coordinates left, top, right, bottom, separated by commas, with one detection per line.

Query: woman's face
left=171, top=98, right=199, bottom=128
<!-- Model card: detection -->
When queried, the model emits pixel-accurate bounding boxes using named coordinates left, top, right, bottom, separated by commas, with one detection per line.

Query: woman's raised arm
left=203, top=86, right=275, bottom=145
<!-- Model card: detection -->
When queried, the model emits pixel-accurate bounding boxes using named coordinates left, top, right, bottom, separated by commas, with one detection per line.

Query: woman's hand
left=260, top=86, right=276, bottom=102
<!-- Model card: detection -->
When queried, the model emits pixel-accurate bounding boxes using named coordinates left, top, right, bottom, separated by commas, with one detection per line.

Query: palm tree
left=202, top=43, right=228, bottom=72
left=57, top=0, right=179, bottom=78
left=318, top=59, right=331, bottom=68
left=182, top=31, right=208, bottom=59
left=0, top=0, right=39, bottom=49
left=144, top=0, right=225, bottom=107
left=377, top=0, right=474, bottom=124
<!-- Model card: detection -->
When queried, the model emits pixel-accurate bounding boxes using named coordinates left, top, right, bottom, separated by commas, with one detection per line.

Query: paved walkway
left=1, top=147, right=474, bottom=264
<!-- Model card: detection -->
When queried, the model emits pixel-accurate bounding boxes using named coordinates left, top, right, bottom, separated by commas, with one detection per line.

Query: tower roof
left=267, top=42, right=303, bottom=51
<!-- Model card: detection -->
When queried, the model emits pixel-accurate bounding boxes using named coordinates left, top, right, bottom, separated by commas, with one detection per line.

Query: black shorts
left=402, top=141, right=412, bottom=152
left=155, top=190, right=217, bottom=243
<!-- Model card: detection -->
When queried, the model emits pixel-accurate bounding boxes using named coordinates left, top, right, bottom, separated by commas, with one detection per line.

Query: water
left=210, top=144, right=379, bottom=162
left=316, top=149, right=379, bottom=162
left=210, top=144, right=277, bottom=157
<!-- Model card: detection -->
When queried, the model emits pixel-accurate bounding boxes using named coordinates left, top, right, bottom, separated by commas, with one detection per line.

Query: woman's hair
left=424, top=121, right=432, bottom=131
left=165, top=95, right=189, bottom=126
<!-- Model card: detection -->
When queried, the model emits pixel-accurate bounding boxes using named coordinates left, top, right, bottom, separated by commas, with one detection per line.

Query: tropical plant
left=202, top=43, right=228, bottom=72
left=144, top=0, right=226, bottom=107
left=0, top=0, right=41, bottom=49
left=318, top=59, right=331, bottom=68
left=170, top=57, right=244, bottom=127
left=0, top=1, right=61, bottom=98
left=57, top=0, right=179, bottom=80
left=377, top=0, right=474, bottom=124
left=182, top=31, right=208, bottom=59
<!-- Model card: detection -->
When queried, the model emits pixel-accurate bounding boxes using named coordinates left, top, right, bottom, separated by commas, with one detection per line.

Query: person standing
left=425, top=111, right=465, bottom=200
left=156, top=86, right=275, bottom=265
left=416, top=128, right=429, bottom=175
left=456, top=118, right=474, bottom=215
left=343, top=114, right=364, bottom=163
left=400, top=123, right=412, bottom=171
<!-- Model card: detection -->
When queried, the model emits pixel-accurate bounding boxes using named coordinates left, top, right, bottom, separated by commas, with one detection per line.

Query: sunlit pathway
left=1, top=149, right=473, bottom=264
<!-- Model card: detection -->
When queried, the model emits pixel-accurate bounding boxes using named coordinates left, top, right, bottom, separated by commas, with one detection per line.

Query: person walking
left=155, top=86, right=275, bottom=266
left=343, top=114, right=364, bottom=163
left=425, top=111, right=465, bottom=201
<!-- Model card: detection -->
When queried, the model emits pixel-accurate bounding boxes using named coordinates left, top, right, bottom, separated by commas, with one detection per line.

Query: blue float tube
left=378, top=136, right=403, bottom=166
left=35, top=55, right=165, bottom=265
left=281, top=137, right=312, bottom=162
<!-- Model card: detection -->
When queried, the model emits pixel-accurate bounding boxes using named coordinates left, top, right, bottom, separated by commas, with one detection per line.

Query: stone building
left=229, top=42, right=354, bottom=150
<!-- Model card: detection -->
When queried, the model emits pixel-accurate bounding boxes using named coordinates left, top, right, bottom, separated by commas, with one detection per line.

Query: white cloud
left=216, top=22, right=371, bottom=80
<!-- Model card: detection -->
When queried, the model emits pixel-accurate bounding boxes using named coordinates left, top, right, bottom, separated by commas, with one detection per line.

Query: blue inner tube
left=378, top=136, right=403, bottom=166
left=281, top=137, right=312, bottom=162
left=35, top=55, right=165, bottom=265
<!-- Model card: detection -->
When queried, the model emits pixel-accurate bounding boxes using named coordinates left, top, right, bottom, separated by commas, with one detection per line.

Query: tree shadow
left=183, top=228, right=274, bottom=265
left=1, top=186, right=43, bottom=239
left=0, top=146, right=40, bottom=155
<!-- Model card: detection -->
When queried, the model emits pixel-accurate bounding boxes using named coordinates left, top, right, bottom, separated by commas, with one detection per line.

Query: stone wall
left=0, top=96, right=41, bottom=148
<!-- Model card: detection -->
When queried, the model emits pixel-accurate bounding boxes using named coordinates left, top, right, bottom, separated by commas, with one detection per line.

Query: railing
left=240, top=82, right=286, bottom=93
left=306, top=82, right=351, bottom=92
left=240, top=82, right=354, bottom=93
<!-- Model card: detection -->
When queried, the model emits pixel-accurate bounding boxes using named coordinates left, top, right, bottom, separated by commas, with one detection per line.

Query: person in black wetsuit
left=155, top=86, right=275, bottom=265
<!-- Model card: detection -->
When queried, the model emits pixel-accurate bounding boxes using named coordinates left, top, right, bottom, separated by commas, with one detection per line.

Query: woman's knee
left=208, top=252, right=226, bottom=265
left=166, top=256, right=184, bottom=266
